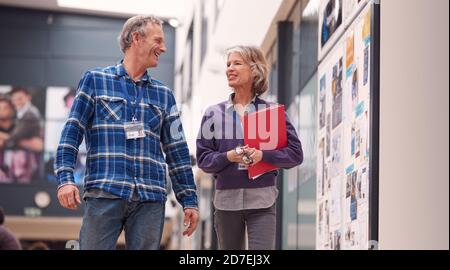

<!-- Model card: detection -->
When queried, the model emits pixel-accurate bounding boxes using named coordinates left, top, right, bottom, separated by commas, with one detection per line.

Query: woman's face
left=226, top=52, right=253, bottom=90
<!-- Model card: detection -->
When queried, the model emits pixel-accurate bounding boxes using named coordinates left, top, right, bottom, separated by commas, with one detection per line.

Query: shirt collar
left=115, top=60, right=151, bottom=83
left=17, top=102, right=31, bottom=119
left=225, top=93, right=257, bottom=112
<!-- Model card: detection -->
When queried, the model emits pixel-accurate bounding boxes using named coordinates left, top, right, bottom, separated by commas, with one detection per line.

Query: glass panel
left=298, top=72, right=318, bottom=250
left=267, top=62, right=278, bottom=102
left=281, top=97, right=300, bottom=249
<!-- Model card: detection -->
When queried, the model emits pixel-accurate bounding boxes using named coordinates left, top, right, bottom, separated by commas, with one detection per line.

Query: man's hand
left=57, top=184, right=81, bottom=210
left=182, top=208, right=199, bottom=237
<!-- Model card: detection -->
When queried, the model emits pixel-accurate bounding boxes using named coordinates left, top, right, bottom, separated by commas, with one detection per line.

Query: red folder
left=243, top=104, right=287, bottom=179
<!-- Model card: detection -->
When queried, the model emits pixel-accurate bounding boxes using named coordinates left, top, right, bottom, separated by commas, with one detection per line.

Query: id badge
left=124, top=121, right=145, bottom=139
left=238, top=163, right=248, bottom=171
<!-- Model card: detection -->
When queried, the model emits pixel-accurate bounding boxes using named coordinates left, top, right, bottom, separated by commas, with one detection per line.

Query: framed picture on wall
left=318, top=0, right=344, bottom=60
left=320, top=0, right=343, bottom=48
left=0, top=85, right=46, bottom=184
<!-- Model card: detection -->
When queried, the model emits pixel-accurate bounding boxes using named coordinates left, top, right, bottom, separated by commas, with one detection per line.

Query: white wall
left=379, top=0, right=449, bottom=249
left=193, top=0, right=283, bottom=134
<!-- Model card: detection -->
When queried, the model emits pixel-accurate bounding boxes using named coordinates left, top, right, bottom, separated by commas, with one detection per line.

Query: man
left=0, top=207, right=22, bottom=250
left=0, top=96, right=15, bottom=147
left=5, top=87, right=43, bottom=150
left=0, top=96, right=15, bottom=182
left=55, top=15, right=199, bottom=250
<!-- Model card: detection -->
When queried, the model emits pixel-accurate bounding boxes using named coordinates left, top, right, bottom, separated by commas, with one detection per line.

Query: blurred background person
left=63, top=88, right=76, bottom=112
left=0, top=207, right=22, bottom=250
left=0, top=96, right=16, bottom=182
left=0, top=96, right=13, bottom=182
left=4, top=87, right=43, bottom=151
left=27, top=241, right=50, bottom=250
left=0, top=91, right=43, bottom=184
left=45, top=88, right=86, bottom=185
left=0, top=96, right=15, bottom=148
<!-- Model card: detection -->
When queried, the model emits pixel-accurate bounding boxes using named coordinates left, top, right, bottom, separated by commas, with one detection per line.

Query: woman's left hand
left=244, top=147, right=263, bottom=165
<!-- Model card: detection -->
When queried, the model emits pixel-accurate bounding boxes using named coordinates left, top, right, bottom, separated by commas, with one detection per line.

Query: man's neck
left=17, top=102, right=31, bottom=119
left=123, top=55, right=146, bottom=82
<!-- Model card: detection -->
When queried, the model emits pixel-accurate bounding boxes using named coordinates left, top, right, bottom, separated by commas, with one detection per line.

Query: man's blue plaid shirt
left=54, top=63, right=198, bottom=209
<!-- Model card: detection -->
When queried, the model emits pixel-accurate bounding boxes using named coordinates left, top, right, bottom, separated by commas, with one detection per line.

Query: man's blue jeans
left=79, top=198, right=165, bottom=250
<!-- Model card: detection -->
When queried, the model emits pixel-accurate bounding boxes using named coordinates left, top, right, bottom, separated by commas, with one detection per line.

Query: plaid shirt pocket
left=98, top=97, right=125, bottom=121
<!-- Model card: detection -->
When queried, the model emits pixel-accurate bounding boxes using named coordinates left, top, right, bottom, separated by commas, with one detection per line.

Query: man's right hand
left=57, top=184, right=81, bottom=210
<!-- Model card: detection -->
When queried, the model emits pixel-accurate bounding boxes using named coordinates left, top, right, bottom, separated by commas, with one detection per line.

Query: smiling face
left=11, top=91, right=31, bottom=111
left=135, top=23, right=167, bottom=68
left=226, top=52, right=253, bottom=90
left=0, top=101, right=13, bottom=119
left=0, top=99, right=14, bottom=130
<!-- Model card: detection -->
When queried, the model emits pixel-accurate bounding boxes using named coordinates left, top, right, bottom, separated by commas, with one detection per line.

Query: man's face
left=11, top=91, right=31, bottom=110
left=0, top=101, right=14, bottom=129
left=0, top=101, right=14, bottom=119
left=136, top=23, right=167, bottom=68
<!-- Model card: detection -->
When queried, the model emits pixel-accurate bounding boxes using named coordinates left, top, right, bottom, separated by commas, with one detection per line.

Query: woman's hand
left=226, top=149, right=244, bottom=163
left=244, top=147, right=263, bottom=165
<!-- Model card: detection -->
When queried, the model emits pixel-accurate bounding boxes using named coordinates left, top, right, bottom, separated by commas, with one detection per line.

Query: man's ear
left=131, top=32, right=140, bottom=45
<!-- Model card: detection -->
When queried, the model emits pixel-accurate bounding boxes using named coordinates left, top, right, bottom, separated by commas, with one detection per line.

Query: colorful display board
left=316, top=0, right=379, bottom=250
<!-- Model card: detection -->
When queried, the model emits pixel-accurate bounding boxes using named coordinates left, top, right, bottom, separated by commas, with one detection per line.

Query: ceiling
left=0, top=0, right=191, bottom=20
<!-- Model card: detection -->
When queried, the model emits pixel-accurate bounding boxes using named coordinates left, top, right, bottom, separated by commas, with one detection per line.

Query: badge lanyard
left=121, top=78, right=146, bottom=140
left=121, top=78, right=144, bottom=122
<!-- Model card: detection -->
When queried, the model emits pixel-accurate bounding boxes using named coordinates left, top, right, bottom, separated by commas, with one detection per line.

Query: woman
left=196, top=46, right=303, bottom=250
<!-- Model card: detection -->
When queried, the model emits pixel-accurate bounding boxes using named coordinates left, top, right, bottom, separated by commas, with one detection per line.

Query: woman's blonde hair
left=226, top=46, right=270, bottom=96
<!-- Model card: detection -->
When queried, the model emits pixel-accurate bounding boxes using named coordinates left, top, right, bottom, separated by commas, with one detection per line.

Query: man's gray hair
left=118, top=15, right=163, bottom=53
